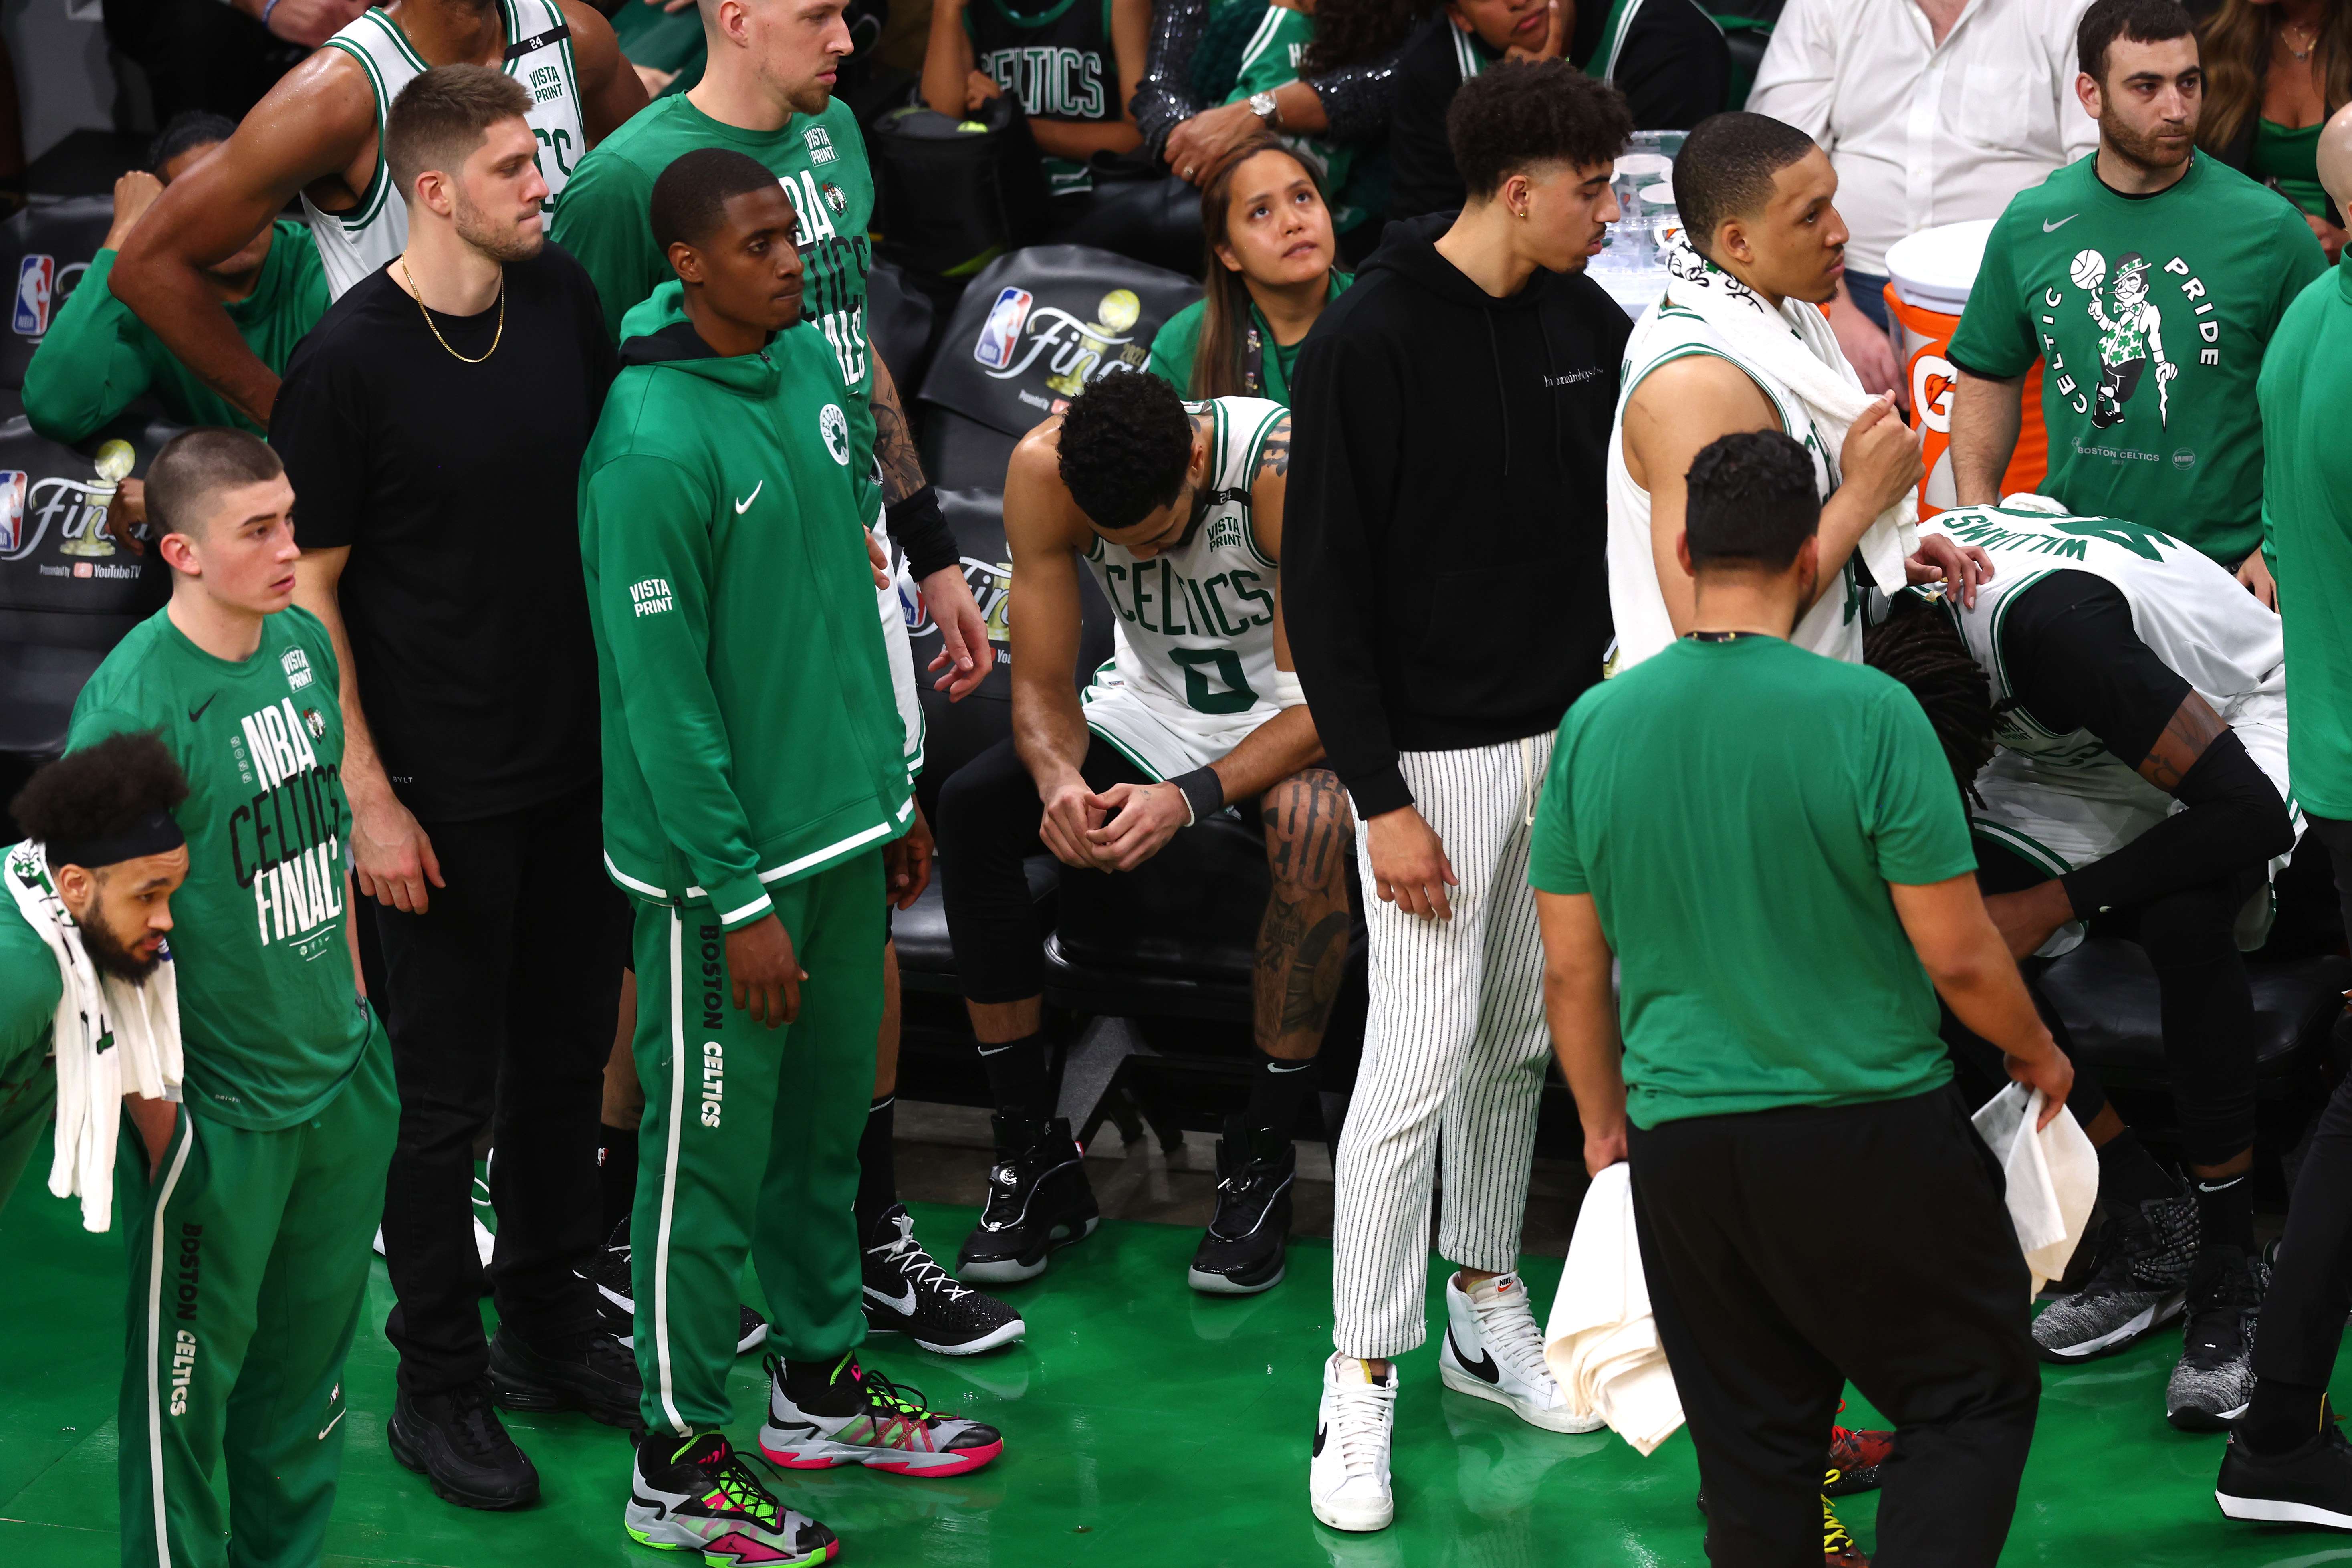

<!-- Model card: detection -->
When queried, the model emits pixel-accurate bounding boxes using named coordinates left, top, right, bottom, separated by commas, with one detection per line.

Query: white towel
left=1656, top=230, right=1918, bottom=593
left=1971, top=1083, right=2098, bottom=1297
left=3, top=838, right=180, bottom=1231
left=1543, top=1162, right=1685, bottom=1456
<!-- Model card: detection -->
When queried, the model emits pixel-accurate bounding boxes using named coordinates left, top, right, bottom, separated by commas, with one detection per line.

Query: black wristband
left=886, top=484, right=958, bottom=581
left=1170, top=765, right=1224, bottom=825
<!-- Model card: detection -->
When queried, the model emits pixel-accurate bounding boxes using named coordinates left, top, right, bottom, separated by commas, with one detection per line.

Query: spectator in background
left=1947, top=0, right=2325, bottom=604
left=2195, top=0, right=2348, bottom=260
left=272, top=67, right=631, bottom=1512
left=1386, top=0, right=1724, bottom=222
left=1148, top=137, right=1353, bottom=402
left=1218, top=0, right=1387, bottom=244
left=1746, top=0, right=2100, bottom=404
left=923, top=0, right=1150, bottom=206
left=102, top=0, right=359, bottom=122
left=24, top=113, right=329, bottom=535
left=1138, top=0, right=1424, bottom=186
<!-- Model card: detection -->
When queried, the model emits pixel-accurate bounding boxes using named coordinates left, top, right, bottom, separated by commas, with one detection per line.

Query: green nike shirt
left=551, top=93, right=882, bottom=522
left=1947, top=153, right=2325, bottom=566
left=67, top=607, right=370, bottom=1130
left=0, top=897, right=59, bottom=1093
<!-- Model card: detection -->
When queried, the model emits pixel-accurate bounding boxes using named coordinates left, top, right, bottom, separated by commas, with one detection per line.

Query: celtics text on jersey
left=304, top=0, right=589, bottom=299
left=1078, top=396, right=1293, bottom=781
left=964, top=0, right=1118, bottom=196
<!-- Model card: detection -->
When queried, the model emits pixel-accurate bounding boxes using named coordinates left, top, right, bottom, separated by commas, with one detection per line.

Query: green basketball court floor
left=0, top=1144, right=2335, bottom=1567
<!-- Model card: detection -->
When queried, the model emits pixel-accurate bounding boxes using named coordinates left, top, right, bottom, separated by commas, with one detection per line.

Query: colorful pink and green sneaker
left=757, top=1352, right=1005, bottom=1477
left=624, top=1431, right=837, bottom=1565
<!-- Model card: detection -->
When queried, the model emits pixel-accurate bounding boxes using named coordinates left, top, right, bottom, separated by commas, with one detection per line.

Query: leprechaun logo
left=2074, top=249, right=2178, bottom=429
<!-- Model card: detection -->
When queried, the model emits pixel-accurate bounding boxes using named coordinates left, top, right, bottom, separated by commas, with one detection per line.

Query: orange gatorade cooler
left=1883, top=219, right=2049, bottom=519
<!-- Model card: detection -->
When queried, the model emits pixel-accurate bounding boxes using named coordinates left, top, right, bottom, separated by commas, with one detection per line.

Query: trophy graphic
left=59, top=439, right=135, bottom=559
left=1045, top=289, right=1140, bottom=398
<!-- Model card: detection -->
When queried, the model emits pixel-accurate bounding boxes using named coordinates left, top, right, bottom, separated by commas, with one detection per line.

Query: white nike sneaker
left=1437, top=1271, right=1600, bottom=1434
left=1310, top=1351, right=1398, bottom=1532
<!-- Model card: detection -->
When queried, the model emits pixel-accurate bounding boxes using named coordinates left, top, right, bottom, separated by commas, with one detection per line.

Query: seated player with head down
left=936, top=369, right=1353, bottom=1297
left=0, top=735, right=191, bottom=1216
left=1869, top=497, right=2294, bottom=1435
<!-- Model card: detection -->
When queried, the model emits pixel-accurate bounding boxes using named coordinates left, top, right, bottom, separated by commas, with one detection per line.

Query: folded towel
left=1543, top=1162, right=1684, bottom=1456
left=1972, top=1083, right=2098, bottom=1297
left=4, top=838, right=180, bottom=1231
left=1657, top=228, right=1918, bottom=593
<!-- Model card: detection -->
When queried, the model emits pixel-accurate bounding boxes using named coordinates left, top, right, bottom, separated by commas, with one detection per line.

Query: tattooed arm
left=873, top=350, right=995, bottom=700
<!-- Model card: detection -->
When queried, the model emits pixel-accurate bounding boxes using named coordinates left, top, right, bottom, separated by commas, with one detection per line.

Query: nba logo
left=972, top=287, right=1032, bottom=371
left=12, top=255, right=51, bottom=337
left=0, top=472, right=26, bottom=553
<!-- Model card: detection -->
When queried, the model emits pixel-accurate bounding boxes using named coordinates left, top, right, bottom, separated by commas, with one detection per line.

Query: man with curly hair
left=0, top=733, right=192, bottom=1213
left=935, top=368, right=1352, bottom=1299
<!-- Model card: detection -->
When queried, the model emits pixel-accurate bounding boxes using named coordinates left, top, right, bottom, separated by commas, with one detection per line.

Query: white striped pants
left=1332, top=736, right=1553, bottom=1358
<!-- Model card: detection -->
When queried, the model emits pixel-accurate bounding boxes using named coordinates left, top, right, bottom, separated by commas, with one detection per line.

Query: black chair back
left=0, top=196, right=117, bottom=391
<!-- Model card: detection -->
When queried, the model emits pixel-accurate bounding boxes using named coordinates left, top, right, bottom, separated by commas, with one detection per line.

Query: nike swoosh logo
left=186, top=694, right=216, bottom=723
left=317, top=1409, right=345, bottom=1441
left=865, top=1281, right=917, bottom=1314
left=1448, top=1326, right=1500, bottom=1384
left=1313, top=1423, right=1327, bottom=1457
left=734, top=481, right=763, bottom=514
left=2043, top=214, right=2078, bottom=232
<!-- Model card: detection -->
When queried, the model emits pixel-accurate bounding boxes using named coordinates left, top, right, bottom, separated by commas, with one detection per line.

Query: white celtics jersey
left=305, top=0, right=588, bottom=299
left=1605, top=301, right=1857, bottom=672
left=1922, top=500, right=2294, bottom=947
left=1079, top=396, right=1297, bottom=781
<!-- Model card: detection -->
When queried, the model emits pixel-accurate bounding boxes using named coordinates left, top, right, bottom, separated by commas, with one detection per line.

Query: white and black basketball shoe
left=585, top=1218, right=768, bottom=1354
left=2033, top=1191, right=2198, bottom=1362
left=1436, top=1271, right=1598, bottom=1433
left=862, top=1203, right=1026, bottom=1355
left=956, top=1114, right=1099, bottom=1284
left=1188, top=1116, right=1296, bottom=1296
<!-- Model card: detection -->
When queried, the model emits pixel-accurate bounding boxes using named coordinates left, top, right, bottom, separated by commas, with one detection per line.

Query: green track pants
left=118, top=1019, right=396, bottom=1568
left=630, top=851, right=883, bottom=1437
left=0, top=1054, right=55, bottom=1213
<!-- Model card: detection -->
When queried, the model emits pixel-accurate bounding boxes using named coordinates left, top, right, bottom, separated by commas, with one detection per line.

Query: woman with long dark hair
left=2197, top=0, right=2350, bottom=258
left=1146, top=138, right=1353, bottom=403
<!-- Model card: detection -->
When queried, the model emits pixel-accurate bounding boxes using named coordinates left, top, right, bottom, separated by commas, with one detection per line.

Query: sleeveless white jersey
left=1922, top=502, right=2294, bottom=948
left=1079, top=396, right=1297, bottom=781
left=1604, top=301, right=1859, bottom=672
left=305, top=0, right=589, bottom=299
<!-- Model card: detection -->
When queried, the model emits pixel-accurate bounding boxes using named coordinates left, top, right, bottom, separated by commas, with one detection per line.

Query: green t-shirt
left=2259, top=252, right=2352, bottom=817
left=0, top=896, right=59, bottom=1092
left=607, top=0, right=706, bottom=96
left=1946, top=153, right=2325, bottom=566
left=1225, top=5, right=1362, bottom=228
left=21, top=221, right=328, bottom=445
left=2253, top=119, right=2327, bottom=218
left=1529, top=636, right=1973, bottom=1129
left=551, top=93, right=882, bottom=521
left=67, top=607, right=369, bottom=1131
left=1146, top=270, right=1350, bottom=404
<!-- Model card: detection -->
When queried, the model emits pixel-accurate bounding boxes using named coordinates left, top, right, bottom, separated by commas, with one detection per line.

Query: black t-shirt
left=271, top=243, right=618, bottom=823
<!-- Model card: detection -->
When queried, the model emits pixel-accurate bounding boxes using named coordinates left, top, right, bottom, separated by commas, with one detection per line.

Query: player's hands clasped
left=1084, top=781, right=1189, bottom=871
left=726, top=914, right=805, bottom=1029
left=1838, top=395, right=1926, bottom=517
left=1368, top=805, right=1458, bottom=921
left=1039, top=778, right=1109, bottom=869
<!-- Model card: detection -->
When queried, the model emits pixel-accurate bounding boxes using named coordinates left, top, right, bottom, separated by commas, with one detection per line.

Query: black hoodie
left=1283, top=220, right=1630, bottom=819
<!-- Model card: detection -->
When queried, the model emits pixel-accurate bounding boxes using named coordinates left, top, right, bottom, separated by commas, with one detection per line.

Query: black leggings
left=2260, top=815, right=2352, bottom=1387
left=934, top=735, right=1149, bottom=1005
left=1943, top=837, right=2258, bottom=1166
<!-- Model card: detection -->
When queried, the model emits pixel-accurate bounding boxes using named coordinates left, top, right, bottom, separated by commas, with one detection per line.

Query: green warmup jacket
left=22, top=221, right=328, bottom=442
left=582, top=282, right=912, bottom=931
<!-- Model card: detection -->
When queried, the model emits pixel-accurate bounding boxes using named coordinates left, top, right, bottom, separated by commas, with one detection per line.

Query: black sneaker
left=2032, top=1191, right=2197, bottom=1362
left=956, top=1114, right=1098, bottom=1285
left=1188, top=1116, right=1295, bottom=1296
left=488, top=1324, right=643, bottom=1429
left=584, top=1217, right=768, bottom=1354
left=2168, top=1245, right=2268, bottom=1432
left=863, top=1202, right=1026, bottom=1354
left=388, top=1379, right=540, bottom=1510
left=2218, top=1420, right=2352, bottom=1530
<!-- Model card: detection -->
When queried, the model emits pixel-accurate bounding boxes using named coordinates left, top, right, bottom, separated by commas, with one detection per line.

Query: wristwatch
left=1248, top=91, right=1281, bottom=129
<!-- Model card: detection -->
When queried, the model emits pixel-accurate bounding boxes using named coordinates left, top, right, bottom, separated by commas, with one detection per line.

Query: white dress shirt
left=1747, top=0, right=2101, bottom=277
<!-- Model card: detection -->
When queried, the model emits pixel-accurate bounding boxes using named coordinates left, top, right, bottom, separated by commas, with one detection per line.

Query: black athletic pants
left=2252, top=815, right=2352, bottom=1388
left=1630, top=1090, right=2039, bottom=1568
left=935, top=734, right=1148, bottom=1004
left=374, top=784, right=626, bottom=1396
left=1942, top=837, right=2258, bottom=1165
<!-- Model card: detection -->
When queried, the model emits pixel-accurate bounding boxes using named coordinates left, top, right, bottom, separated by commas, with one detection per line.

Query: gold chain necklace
left=403, top=261, right=503, bottom=364
left=2283, top=20, right=2318, bottom=59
